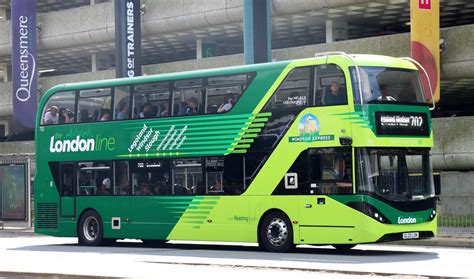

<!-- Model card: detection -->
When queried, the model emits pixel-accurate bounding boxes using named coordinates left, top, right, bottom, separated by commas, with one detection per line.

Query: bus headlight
left=348, top=202, right=391, bottom=224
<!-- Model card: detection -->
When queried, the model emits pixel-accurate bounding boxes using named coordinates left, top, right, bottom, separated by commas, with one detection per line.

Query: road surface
left=0, top=233, right=472, bottom=278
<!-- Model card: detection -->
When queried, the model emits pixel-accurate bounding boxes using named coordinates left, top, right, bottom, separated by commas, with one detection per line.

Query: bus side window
left=205, top=74, right=248, bottom=114
left=114, top=86, right=130, bottom=120
left=264, top=67, right=310, bottom=110
left=172, top=79, right=203, bottom=116
left=314, top=64, right=347, bottom=106
left=41, top=91, right=76, bottom=125
left=309, top=148, right=352, bottom=195
left=172, top=159, right=203, bottom=195
left=78, top=88, right=112, bottom=122
left=133, top=82, right=170, bottom=119
left=130, top=159, right=172, bottom=196
left=77, top=162, right=112, bottom=196
left=61, top=164, right=74, bottom=197
left=114, top=161, right=130, bottom=195
left=205, top=157, right=224, bottom=194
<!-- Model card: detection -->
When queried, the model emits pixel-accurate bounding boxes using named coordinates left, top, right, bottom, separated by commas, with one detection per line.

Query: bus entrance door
left=59, top=163, right=76, bottom=217
left=299, top=195, right=355, bottom=245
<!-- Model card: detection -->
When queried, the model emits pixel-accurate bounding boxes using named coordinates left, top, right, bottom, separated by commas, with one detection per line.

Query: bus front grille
left=37, top=203, right=58, bottom=229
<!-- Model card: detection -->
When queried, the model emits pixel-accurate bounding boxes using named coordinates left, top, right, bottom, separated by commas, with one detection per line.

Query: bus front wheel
left=78, top=210, right=104, bottom=246
left=259, top=211, right=294, bottom=252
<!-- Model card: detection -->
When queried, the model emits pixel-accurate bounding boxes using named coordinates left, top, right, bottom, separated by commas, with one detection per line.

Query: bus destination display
left=375, top=111, right=429, bottom=136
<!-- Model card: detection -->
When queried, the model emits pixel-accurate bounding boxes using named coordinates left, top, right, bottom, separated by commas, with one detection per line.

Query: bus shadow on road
left=11, top=240, right=439, bottom=265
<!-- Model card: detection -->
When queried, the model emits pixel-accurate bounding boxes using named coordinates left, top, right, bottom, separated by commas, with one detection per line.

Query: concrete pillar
left=1, top=64, right=11, bottom=82
left=325, top=19, right=348, bottom=43
left=196, top=39, right=216, bottom=59
left=196, top=39, right=202, bottom=59
left=243, top=0, right=271, bottom=64
left=0, top=8, right=6, bottom=21
left=90, top=0, right=96, bottom=5
left=92, top=53, right=113, bottom=72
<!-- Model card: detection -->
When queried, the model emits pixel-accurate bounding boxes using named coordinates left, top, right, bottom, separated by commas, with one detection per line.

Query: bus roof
left=43, top=54, right=417, bottom=99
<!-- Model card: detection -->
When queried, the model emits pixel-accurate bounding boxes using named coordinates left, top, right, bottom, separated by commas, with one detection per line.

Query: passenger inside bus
left=43, top=106, right=59, bottom=125
left=160, top=103, right=169, bottom=117
left=99, top=109, right=111, bottom=121
left=323, top=82, right=347, bottom=105
left=377, top=84, right=397, bottom=101
left=217, top=94, right=234, bottom=113
left=180, top=97, right=200, bottom=115
left=97, top=178, right=111, bottom=195
left=116, top=101, right=129, bottom=120
left=139, top=102, right=153, bottom=118
left=319, top=152, right=352, bottom=194
left=58, top=108, right=74, bottom=124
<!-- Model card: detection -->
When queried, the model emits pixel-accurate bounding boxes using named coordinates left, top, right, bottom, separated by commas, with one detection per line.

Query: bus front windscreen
left=356, top=148, right=435, bottom=202
left=350, top=67, right=426, bottom=104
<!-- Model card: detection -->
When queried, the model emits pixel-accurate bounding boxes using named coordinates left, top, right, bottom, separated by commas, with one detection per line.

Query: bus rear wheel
left=78, top=210, right=104, bottom=246
left=259, top=211, right=294, bottom=252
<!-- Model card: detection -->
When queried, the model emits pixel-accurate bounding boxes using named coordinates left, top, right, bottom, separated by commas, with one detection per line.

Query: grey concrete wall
left=0, top=0, right=374, bottom=56
left=440, top=172, right=474, bottom=216
left=0, top=141, right=35, bottom=175
left=432, top=116, right=474, bottom=171
left=441, top=25, right=474, bottom=80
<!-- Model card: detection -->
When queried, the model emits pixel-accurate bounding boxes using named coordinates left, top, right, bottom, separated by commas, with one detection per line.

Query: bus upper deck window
left=133, top=82, right=170, bottom=119
left=264, top=67, right=310, bottom=110
left=172, top=79, right=203, bottom=116
left=205, top=74, right=249, bottom=114
left=314, top=64, right=347, bottom=106
left=78, top=88, right=112, bottom=123
left=114, top=86, right=131, bottom=120
left=41, top=91, right=76, bottom=125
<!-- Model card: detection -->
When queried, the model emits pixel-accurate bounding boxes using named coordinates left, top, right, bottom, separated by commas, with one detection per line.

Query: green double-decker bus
left=35, top=53, right=437, bottom=252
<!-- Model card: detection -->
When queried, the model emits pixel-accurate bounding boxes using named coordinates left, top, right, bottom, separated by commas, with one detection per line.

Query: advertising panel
left=115, top=0, right=141, bottom=78
left=0, top=164, right=27, bottom=221
left=11, top=0, right=37, bottom=128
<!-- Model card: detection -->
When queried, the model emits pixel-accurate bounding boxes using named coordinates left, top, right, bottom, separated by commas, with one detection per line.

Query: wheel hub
left=266, top=218, right=288, bottom=247
left=83, top=216, right=99, bottom=241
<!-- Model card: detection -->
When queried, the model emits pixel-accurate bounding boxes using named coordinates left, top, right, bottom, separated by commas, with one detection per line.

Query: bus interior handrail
left=399, top=57, right=436, bottom=111
left=314, top=51, right=364, bottom=106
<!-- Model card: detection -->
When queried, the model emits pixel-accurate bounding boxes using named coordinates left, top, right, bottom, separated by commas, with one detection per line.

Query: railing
left=438, top=194, right=474, bottom=237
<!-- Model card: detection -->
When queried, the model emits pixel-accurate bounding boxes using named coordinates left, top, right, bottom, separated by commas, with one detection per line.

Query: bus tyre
left=333, top=244, right=356, bottom=250
left=259, top=211, right=294, bottom=252
left=78, top=210, right=104, bottom=246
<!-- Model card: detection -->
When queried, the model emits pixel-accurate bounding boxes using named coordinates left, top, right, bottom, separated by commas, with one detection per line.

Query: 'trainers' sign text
left=126, top=1, right=136, bottom=77
left=115, top=0, right=141, bottom=78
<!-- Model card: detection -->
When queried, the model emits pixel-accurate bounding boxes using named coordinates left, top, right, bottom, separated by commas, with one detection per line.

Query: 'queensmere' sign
left=11, top=0, right=37, bottom=129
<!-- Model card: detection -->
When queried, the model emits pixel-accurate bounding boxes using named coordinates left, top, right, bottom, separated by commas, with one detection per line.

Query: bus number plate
left=402, top=232, right=419, bottom=239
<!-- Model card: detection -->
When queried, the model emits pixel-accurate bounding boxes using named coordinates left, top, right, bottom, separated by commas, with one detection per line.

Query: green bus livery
left=35, top=53, right=436, bottom=252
